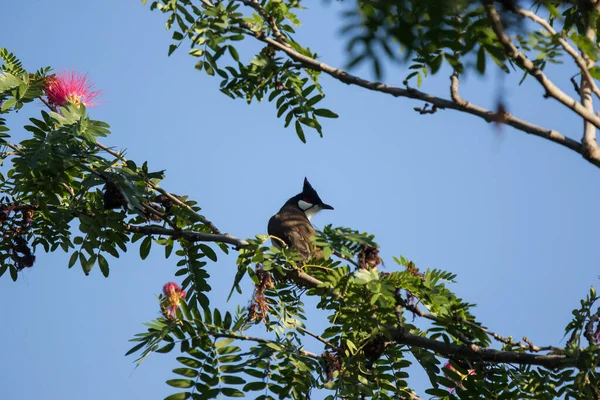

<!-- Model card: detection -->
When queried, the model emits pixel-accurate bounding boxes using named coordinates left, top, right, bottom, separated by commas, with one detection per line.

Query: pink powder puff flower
left=161, top=282, right=187, bottom=320
left=444, top=362, right=476, bottom=393
left=44, top=71, right=100, bottom=108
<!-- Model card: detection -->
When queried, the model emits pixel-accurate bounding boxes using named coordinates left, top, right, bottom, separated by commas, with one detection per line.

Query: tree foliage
left=3, top=0, right=600, bottom=398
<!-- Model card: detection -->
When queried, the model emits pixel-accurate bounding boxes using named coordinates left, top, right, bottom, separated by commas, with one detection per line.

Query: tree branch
left=236, top=0, right=289, bottom=45
left=515, top=7, right=600, bottom=100
left=124, top=223, right=248, bottom=248
left=236, top=24, right=600, bottom=167
left=93, top=140, right=223, bottom=234
left=483, top=1, right=600, bottom=131
left=584, top=306, right=600, bottom=345
left=125, top=224, right=326, bottom=288
left=579, top=3, right=600, bottom=158
left=276, top=265, right=574, bottom=369
left=397, top=293, right=556, bottom=353
left=388, top=325, right=571, bottom=368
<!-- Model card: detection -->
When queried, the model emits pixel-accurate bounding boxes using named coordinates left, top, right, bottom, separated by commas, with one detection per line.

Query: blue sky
left=1, top=1, right=599, bottom=399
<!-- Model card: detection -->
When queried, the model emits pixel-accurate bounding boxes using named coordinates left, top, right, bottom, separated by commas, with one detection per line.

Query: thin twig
left=331, top=249, right=360, bottom=269
left=297, top=326, right=339, bottom=351
left=209, top=332, right=318, bottom=358
left=571, top=75, right=581, bottom=94
left=450, top=72, right=469, bottom=107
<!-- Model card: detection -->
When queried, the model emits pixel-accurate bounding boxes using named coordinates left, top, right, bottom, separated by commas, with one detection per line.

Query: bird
left=267, top=178, right=334, bottom=260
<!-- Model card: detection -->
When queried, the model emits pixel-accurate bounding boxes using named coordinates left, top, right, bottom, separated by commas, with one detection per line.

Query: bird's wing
left=268, top=209, right=316, bottom=260
left=284, top=228, right=314, bottom=260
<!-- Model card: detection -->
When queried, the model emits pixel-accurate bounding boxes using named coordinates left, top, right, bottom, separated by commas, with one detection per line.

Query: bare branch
left=388, top=325, right=571, bottom=368
left=483, top=1, right=600, bottom=131
left=579, top=4, right=600, bottom=158
left=584, top=306, right=600, bottom=345
left=522, top=337, right=542, bottom=352
left=396, top=292, right=556, bottom=353
left=235, top=25, right=600, bottom=167
left=284, top=269, right=573, bottom=368
left=515, top=7, right=600, bottom=99
left=124, top=224, right=248, bottom=248
left=450, top=72, right=469, bottom=107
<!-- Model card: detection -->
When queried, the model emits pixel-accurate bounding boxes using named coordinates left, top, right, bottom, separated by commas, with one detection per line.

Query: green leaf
left=476, top=46, right=486, bottom=74
left=98, top=254, right=109, bottom=277
left=164, top=393, right=190, bottom=400
left=173, top=368, right=198, bottom=378
left=165, top=240, right=174, bottom=258
left=157, top=342, right=175, bottom=353
left=140, top=236, right=152, bottom=260
left=265, top=342, right=282, bottom=351
left=79, top=253, right=94, bottom=275
left=199, top=244, right=217, bottom=262
left=306, top=94, right=324, bottom=108
left=9, top=266, right=17, bottom=281
left=1, top=97, right=16, bottom=112
left=425, top=388, right=453, bottom=396
left=589, top=66, right=600, bottom=80
left=215, top=338, right=234, bottom=348
left=68, top=251, right=79, bottom=268
left=243, top=382, right=267, bottom=391
left=166, top=379, right=194, bottom=388
left=228, top=46, right=239, bottom=62
left=125, top=342, right=146, bottom=356
left=189, top=48, right=204, bottom=57
left=313, top=109, right=338, bottom=118
left=176, top=357, right=202, bottom=368
left=295, top=120, right=306, bottom=143
left=220, top=375, right=245, bottom=385
left=354, top=268, right=378, bottom=285
left=571, top=33, right=599, bottom=61
left=220, top=388, right=244, bottom=397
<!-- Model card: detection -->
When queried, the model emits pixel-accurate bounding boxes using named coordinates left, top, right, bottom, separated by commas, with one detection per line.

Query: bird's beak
left=321, top=203, right=334, bottom=210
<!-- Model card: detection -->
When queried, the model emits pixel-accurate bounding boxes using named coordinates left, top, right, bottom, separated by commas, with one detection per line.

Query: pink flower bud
left=161, top=282, right=186, bottom=320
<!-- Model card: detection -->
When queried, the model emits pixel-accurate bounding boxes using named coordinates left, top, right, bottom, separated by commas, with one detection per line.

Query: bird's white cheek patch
left=304, top=206, right=321, bottom=220
left=298, top=200, right=313, bottom=210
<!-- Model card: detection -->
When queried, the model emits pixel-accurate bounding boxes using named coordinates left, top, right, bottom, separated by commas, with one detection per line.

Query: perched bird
left=268, top=178, right=334, bottom=259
